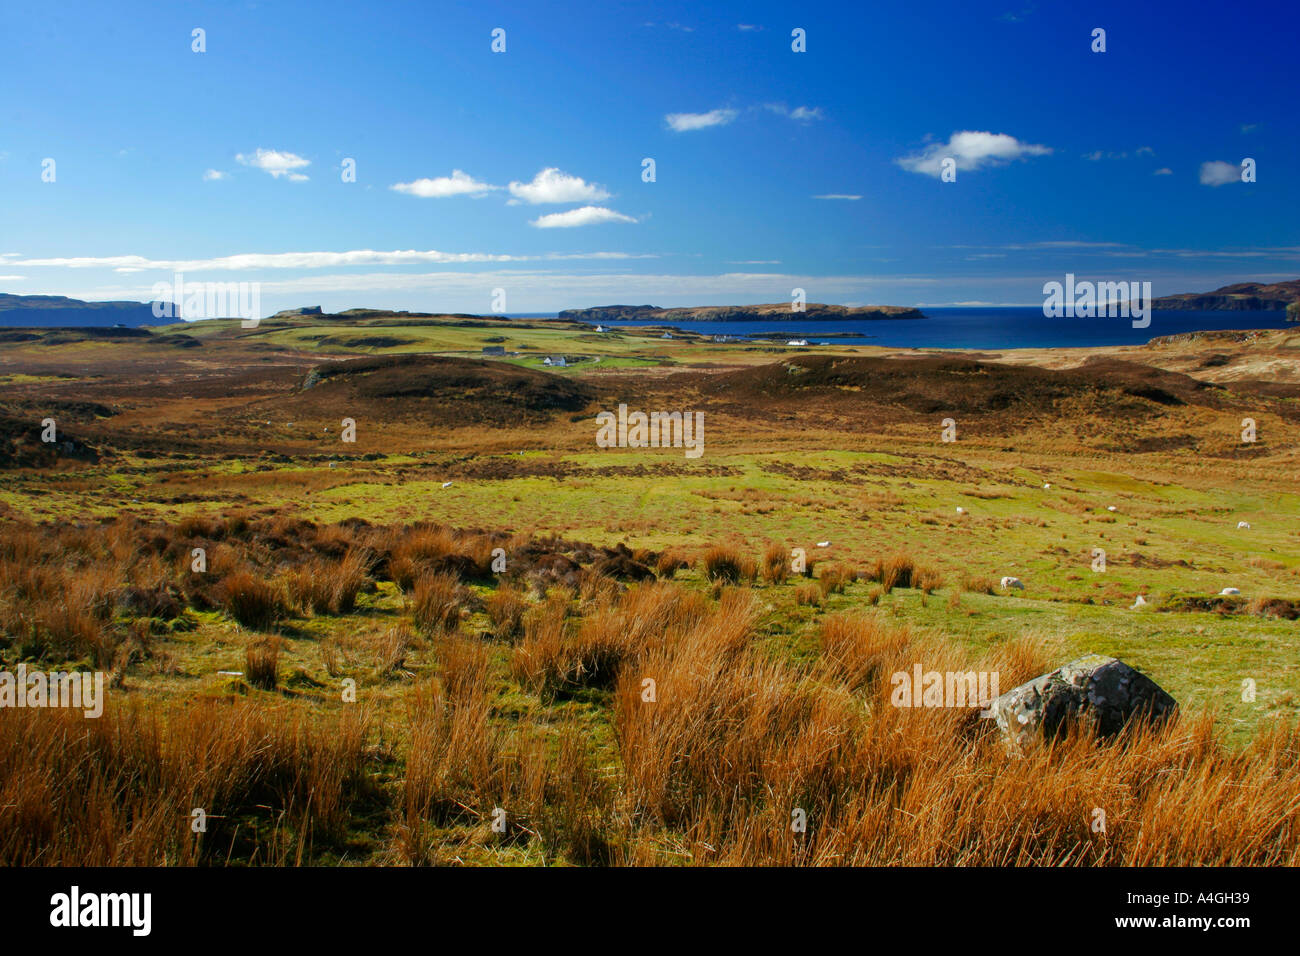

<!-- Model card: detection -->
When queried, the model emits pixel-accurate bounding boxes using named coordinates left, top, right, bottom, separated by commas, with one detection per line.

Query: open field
left=1, top=312, right=1299, bottom=865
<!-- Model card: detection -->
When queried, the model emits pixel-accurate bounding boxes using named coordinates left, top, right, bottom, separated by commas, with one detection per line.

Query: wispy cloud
left=235, top=148, right=310, bottom=180
left=1154, top=167, right=1173, bottom=176
left=391, top=169, right=498, bottom=198
left=665, top=108, right=738, bottom=132
left=896, top=131, right=1051, bottom=177
left=508, top=168, right=610, bottom=205
left=202, top=169, right=228, bottom=181
left=1199, top=160, right=1243, bottom=186
left=5, top=248, right=656, bottom=273
left=766, top=104, right=824, bottom=122
left=529, top=206, right=637, bottom=228
left=812, top=194, right=861, bottom=201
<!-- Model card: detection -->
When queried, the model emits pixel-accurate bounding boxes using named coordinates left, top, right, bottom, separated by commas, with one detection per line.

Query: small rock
left=441, top=481, right=454, bottom=488
left=956, top=507, right=966, bottom=515
left=1107, top=505, right=1118, bottom=512
left=1131, top=594, right=1147, bottom=609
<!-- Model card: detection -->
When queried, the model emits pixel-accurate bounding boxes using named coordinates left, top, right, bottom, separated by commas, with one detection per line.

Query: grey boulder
left=984, top=654, right=1177, bottom=750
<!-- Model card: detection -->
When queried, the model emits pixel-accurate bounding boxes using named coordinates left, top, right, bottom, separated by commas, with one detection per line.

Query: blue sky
left=1, top=0, right=1296, bottom=315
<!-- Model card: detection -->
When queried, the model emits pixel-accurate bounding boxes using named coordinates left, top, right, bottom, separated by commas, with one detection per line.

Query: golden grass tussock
left=0, top=700, right=373, bottom=866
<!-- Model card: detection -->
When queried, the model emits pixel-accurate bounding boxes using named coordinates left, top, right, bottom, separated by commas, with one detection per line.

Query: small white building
left=543, top=355, right=567, bottom=367
left=787, top=339, right=808, bottom=346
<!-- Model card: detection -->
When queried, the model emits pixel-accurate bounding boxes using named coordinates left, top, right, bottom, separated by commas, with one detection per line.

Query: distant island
left=1152, top=279, right=1300, bottom=313
left=557, top=303, right=925, bottom=323
left=0, top=293, right=174, bottom=328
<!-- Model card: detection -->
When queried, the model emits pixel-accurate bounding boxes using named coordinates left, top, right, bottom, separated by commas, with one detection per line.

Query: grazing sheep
left=956, top=507, right=966, bottom=515
left=1220, top=587, right=1242, bottom=596
left=1131, top=594, right=1147, bottom=609
left=1237, top=521, right=1251, bottom=529
left=1107, top=506, right=1118, bottom=512
left=1000, top=576, right=1024, bottom=590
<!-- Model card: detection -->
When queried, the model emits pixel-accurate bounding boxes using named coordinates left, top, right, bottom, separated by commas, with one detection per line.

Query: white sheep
left=1237, top=521, right=1251, bottom=530
left=1000, top=576, right=1024, bottom=590
left=1220, top=587, right=1242, bottom=596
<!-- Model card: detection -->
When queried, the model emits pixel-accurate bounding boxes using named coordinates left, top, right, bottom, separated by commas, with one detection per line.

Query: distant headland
left=1152, top=279, right=1300, bottom=313
left=556, top=303, right=925, bottom=323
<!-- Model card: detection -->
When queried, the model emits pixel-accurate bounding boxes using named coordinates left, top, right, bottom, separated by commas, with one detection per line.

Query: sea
left=535, top=308, right=1294, bottom=350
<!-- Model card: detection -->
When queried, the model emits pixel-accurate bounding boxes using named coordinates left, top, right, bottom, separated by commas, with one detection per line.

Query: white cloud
left=1199, top=160, right=1242, bottom=186
left=5, top=248, right=655, bottom=273
left=1154, top=167, right=1173, bottom=176
left=737, top=24, right=762, bottom=31
left=507, top=168, right=610, bottom=205
left=0, top=275, right=24, bottom=281
left=529, top=206, right=637, bottom=228
left=766, top=104, right=824, bottom=122
left=391, top=169, right=498, bottom=198
left=1136, top=146, right=1154, bottom=156
left=896, top=131, right=1051, bottom=177
left=812, top=194, right=861, bottom=201
left=235, top=148, right=311, bottom=179
left=203, top=169, right=228, bottom=181
left=665, top=108, right=738, bottom=132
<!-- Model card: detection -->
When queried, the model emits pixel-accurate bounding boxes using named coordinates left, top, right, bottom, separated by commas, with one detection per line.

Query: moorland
left=1, top=307, right=1298, bottom=865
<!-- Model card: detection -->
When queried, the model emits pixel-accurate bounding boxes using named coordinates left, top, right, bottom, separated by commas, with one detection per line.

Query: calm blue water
left=544, top=308, right=1294, bottom=350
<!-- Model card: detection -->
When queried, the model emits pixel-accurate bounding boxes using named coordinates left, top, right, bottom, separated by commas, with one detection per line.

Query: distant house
left=482, top=345, right=506, bottom=356
left=543, top=355, right=567, bottom=367
left=594, top=325, right=606, bottom=332
left=787, top=339, right=809, bottom=346
left=661, top=332, right=673, bottom=339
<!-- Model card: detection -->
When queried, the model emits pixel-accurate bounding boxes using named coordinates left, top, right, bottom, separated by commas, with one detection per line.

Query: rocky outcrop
left=559, top=303, right=925, bottom=323
left=1152, top=280, right=1300, bottom=312
left=984, top=654, right=1177, bottom=750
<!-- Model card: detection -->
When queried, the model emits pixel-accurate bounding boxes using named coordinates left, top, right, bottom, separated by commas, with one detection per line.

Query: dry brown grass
left=285, top=548, right=370, bottom=615
left=485, top=584, right=528, bottom=641
left=795, top=581, right=821, bottom=606
left=701, top=544, right=756, bottom=584
left=0, top=700, right=373, bottom=865
left=4, top=517, right=1300, bottom=867
left=761, top=541, right=790, bottom=585
left=817, top=562, right=854, bottom=596
left=216, top=570, right=289, bottom=630
left=411, top=572, right=464, bottom=635
left=245, top=637, right=281, bottom=690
